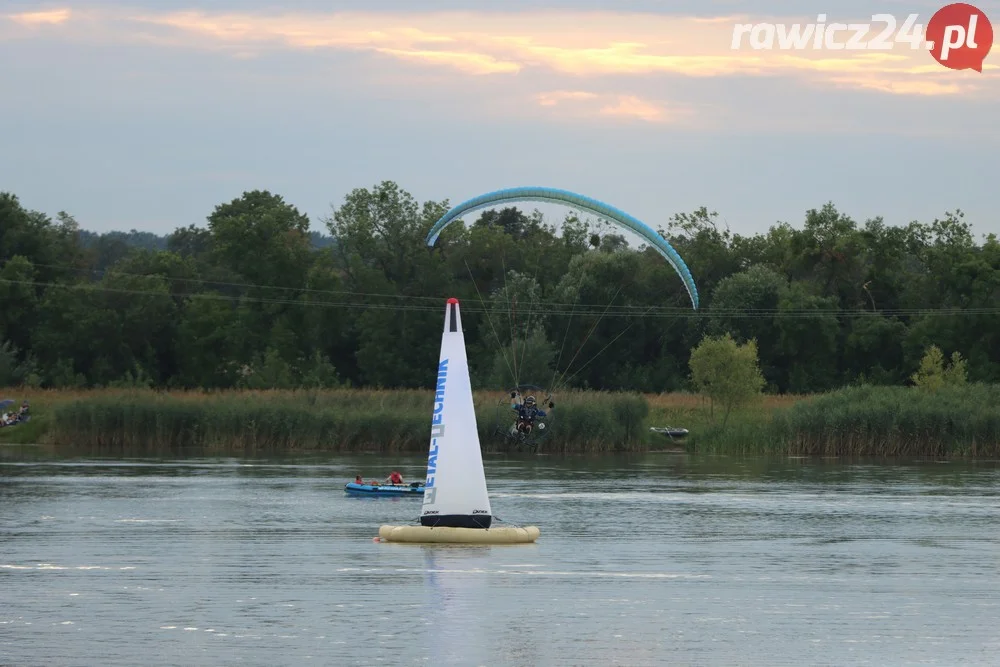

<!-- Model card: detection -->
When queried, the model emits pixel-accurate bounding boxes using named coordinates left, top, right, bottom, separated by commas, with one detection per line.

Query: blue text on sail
left=425, top=358, right=448, bottom=499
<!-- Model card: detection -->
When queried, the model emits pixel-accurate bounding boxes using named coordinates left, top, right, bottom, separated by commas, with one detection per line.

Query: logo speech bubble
left=926, top=3, right=993, bottom=71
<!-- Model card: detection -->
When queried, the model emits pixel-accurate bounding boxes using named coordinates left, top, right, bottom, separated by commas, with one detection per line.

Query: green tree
left=661, top=206, right=742, bottom=304
left=0, top=256, right=39, bottom=355
left=5, top=183, right=1000, bottom=395
left=0, top=340, right=38, bottom=387
left=325, top=181, right=453, bottom=388
left=205, top=190, right=317, bottom=370
left=774, top=281, right=839, bottom=392
left=1, top=195, right=82, bottom=278
left=485, top=328, right=557, bottom=389
left=325, top=180, right=449, bottom=288
left=706, top=265, right=786, bottom=390
left=911, top=345, right=946, bottom=390
left=173, top=298, right=252, bottom=388
left=240, top=347, right=296, bottom=390
left=689, top=333, right=765, bottom=427
left=208, top=190, right=312, bottom=288
left=943, top=351, right=969, bottom=387
left=298, top=350, right=342, bottom=389
left=843, top=315, right=907, bottom=385
left=911, top=345, right=968, bottom=390
left=473, top=206, right=535, bottom=240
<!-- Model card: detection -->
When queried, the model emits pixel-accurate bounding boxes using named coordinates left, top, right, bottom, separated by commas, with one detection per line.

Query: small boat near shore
left=0, top=399, right=30, bottom=428
left=345, top=481, right=425, bottom=496
left=650, top=426, right=689, bottom=438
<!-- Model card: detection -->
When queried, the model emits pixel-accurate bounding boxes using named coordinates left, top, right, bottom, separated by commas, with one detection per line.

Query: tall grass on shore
left=45, top=388, right=650, bottom=455
left=681, top=384, right=1000, bottom=457
left=779, top=383, right=1000, bottom=457
left=19, top=383, right=1000, bottom=457
left=529, top=391, right=648, bottom=453
left=647, top=391, right=801, bottom=455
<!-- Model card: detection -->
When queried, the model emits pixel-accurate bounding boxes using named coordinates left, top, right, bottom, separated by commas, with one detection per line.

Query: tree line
left=1, top=182, right=997, bottom=394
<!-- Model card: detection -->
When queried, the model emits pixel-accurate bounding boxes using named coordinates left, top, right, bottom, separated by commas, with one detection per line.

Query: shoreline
left=1, top=385, right=998, bottom=458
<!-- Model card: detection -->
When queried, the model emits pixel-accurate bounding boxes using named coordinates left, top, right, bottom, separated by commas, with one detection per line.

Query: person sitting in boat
left=7, top=401, right=28, bottom=425
left=385, top=471, right=404, bottom=485
left=510, top=393, right=551, bottom=435
left=354, top=475, right=364, bottom=485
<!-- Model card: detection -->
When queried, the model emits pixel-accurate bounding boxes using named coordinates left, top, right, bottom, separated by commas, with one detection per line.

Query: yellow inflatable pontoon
left=378, top=524, right=540, bottom=544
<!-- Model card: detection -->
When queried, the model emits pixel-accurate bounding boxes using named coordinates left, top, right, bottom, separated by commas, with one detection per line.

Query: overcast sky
left=2, top=1, right=997, bottom=240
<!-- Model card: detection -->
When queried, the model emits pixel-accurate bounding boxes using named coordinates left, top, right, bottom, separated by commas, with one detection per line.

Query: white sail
left=420, top=298, right=493, bottom=529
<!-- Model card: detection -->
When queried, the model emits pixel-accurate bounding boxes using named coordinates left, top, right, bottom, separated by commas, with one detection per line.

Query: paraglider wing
left=424, top=186, right=699, bottom=309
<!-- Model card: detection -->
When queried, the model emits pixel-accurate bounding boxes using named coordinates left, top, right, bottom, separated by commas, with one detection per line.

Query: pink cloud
left=6, top=8, right=72, bottom=25
left=116, top=7, right=995, bottom=96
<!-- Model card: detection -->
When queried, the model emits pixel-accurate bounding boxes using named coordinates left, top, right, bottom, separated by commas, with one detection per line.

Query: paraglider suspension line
left=548, top=269, right=588, bottom=392
left=465, top=260, right=516, bottom=383
left=551, top=284, right=624, bottom=393
left=504, top=255, right=519, bottom=385
left=514, top=248, right=546, bottom=386
left=556, top=304, right=657, bottom=389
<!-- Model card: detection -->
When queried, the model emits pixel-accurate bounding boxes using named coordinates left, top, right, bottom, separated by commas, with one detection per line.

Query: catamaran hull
left=378, top=524, right=540, bottom=544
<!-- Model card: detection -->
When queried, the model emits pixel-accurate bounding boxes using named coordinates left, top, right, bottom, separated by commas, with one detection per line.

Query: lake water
left=2, top=447, right=999, bottom=666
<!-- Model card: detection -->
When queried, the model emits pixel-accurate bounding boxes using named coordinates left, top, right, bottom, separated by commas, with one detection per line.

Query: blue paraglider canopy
left=424, top=186, right=700, bottom=309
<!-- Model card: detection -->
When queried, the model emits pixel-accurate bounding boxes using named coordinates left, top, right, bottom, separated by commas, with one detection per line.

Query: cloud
left=127, top=10, right=773, bottom=78
left=535, top=90, right=679, bottom=124
left=128, top=10, right=461, bottom=51
left=536, top=90, right=599, bottom=106
left=508, top=40, right=767, bottom=76
left=6, top=8, right=72, bottom=25
left=130, top=9, right=997, bottom=96
left=688, top=15, right=752, bottom=24
left=374, top=47, right=520, bottom=75
left=831, top=77, right=964, bottom=96
left=8, top=5, right=997, bottom=107
left=598, top=95, right=670, bottom=122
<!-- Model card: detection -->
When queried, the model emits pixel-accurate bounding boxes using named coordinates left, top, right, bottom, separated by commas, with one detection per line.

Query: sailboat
left=378, top=298, right=540, bottom=544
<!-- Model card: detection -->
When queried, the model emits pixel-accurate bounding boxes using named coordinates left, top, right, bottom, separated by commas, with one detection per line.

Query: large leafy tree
left=2, top=183, right=997, bottom=392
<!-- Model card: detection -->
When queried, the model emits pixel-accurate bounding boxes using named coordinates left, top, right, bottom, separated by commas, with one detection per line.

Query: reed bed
left=11, top=383, right=1000, bottom=458
left=646, top=391, right=803, bottom=412
left=681, top=410, right=788, bottom=455
left=43, top=388, right=650, bottom=455
left=679, top=384, right=1000, bottom=457
left=645, top=391, right=803, bottom=455
left=778, top=383, right=1000, bottom=457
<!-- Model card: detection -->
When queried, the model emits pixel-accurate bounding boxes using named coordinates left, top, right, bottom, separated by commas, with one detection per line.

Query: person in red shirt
left=385, top=471, right=404, bottom=485
left=354, top=475, right=364, bottom=485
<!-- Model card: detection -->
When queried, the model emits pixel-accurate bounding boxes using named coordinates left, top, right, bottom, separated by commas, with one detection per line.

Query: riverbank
left=8, top=387, right=649, bottom=454
left=2, top=384, right=998, bottom=457
left=667, top=384, right=1000, bottom=458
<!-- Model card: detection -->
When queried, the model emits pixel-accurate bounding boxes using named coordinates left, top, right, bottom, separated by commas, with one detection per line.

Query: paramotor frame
left=492, top=384, right=555, bottom=450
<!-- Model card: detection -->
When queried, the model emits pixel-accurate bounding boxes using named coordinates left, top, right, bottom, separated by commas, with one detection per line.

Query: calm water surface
left=2, top=446, right=999, bottom=666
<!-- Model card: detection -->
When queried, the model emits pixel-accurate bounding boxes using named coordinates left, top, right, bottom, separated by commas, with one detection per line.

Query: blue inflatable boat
left=345, top=481, right=425, bottom=496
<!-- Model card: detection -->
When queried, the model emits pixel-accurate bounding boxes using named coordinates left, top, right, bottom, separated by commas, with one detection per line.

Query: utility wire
left=1, top=278, right=997, bottom=319
left=6, top=260, right=991, bottom=317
